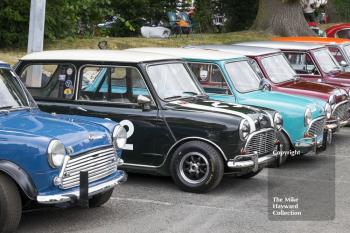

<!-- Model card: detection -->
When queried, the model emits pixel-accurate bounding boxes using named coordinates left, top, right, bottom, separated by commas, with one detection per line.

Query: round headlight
left=328, top=94, right=336, bottom=105
left=113, top=125, right=127, bottom=149
left=304, top=108, right=312, bottom=127
left=239, top=119, right=250, bottom=141
left=324, top=103, right=332, bottom=119
left=273, top=113, right=283, bottom=130
left=47, top=140, right=66, bottom=168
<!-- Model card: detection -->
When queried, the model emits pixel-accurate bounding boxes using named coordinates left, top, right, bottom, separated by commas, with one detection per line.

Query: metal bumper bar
left=227, top=152, right=278, bottom=171
left=37, top=171, right=127, bottom=204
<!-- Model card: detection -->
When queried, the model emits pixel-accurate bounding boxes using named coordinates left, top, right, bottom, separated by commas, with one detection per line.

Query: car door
left=71, top=64, right=174, bottom=167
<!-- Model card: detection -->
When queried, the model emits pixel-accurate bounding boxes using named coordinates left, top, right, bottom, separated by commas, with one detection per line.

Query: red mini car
left=236, top=41, right=350, bottom=91
left=325, top=23, right=350, bottom=39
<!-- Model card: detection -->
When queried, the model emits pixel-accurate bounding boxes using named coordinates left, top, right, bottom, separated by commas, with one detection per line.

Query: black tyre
left=170, top=141, right=224, bottom=193
left=0, top=174, right=22, bottom=233
left=268, top=131, right=291, bottom=168
left=238, top=168, right=263, bottom=179
left=89, top=189, right=113, bottom=208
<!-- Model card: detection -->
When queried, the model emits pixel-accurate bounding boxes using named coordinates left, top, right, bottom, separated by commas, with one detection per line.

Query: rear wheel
left=89, top=189, right=113, bottom=208
left=170, top=141, right=224, bottom=193
left=0, top=174, right=22, bottom=233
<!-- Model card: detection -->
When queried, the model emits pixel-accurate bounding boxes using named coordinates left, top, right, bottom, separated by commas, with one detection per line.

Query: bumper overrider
left=227, top=128, right=280, bottom=171
left=295, top=116, right=330, bottom=155
left=37, top=146, right=127, bottom=205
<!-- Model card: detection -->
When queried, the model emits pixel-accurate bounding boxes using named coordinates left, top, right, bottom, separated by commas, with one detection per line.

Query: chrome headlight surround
left=47, top=140, right=66, bottom=168
left=239, top=119, right=250, bottom=141
left=304, top=108, right=312, bottom=127
left=324, top=103, right=332, bottom=119
left=328, top=94, right=336, bottom=106
left=273, top=112, right=283, bottom=131
left=112, top=125, right=127, bottom=149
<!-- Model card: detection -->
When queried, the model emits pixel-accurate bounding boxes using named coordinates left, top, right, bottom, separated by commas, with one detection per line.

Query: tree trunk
left=251, top=0, right=315, bottom=36
left=325, top=0, right=338, bottom=23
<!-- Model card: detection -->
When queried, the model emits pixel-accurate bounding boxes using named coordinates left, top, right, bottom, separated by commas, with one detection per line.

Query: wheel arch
left=0, top=160, right=37, bottom=200
left=165, top=137, right=228, bottom=166
left=280, top=129, right=294, bottom=150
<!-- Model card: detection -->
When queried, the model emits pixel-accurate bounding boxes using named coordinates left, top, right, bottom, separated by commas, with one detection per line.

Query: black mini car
left=15, top=50, right=282, bottom=193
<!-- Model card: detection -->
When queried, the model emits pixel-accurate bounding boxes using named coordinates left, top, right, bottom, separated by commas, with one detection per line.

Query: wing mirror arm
left=137, top=95, right=151, bottom=111
left=259, top=78, right=272, bottom=92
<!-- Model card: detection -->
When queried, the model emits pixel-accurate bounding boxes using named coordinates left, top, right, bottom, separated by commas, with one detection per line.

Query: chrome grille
left=245, top=129, right=276, bottom=156
left=60, top=146, right=117, bottom=189
left=308, top=117, right=326, bottom=136
left=333, top=101, right=350, bottom=122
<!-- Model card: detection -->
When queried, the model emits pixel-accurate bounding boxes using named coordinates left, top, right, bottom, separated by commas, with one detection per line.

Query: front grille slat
left=60, top=146, right=117, bottom=189
left=65, top=154, right=115, bottom=171
left=308, top=117, right=326, bottom=136
left=333, top=101, right=350, bottom=122
left=65, top=162, right=112, bottom=181
left=66, top=148, right=115, bottom=166
left=245, top=129, right=276, bottom=156
left=62, top=169, right=116, bottom=188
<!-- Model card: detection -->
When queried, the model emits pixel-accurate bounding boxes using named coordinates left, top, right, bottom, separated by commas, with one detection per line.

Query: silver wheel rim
left=179, top=152, right=210, bottom=184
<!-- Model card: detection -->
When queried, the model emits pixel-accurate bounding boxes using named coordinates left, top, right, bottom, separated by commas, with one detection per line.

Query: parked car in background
left=130, top=47, right=329, bottom=159
left=15, top=50, right=281, bottom=193
left=194, top=44, right=350, bottom=130
left=236, top=41, right=350, bottom=90
left=325, top=23, right=350, bottom=39
left=0, top=61, right=127, bottom=232
left=272, top=37, right=350, bottom=72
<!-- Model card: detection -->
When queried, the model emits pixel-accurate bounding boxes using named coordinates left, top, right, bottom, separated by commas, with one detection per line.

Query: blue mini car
left=129, top=48, right=330, bottom=160
left=0, top=62, right=127, bottom=232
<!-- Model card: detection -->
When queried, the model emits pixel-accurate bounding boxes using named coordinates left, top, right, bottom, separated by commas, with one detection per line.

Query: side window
left=79, top=66, right=152, bottom=104
left=335, top=29, right=350, bottom=39
left=284, top=52, right=320, bottom=75
left=20, top=64, right=76, bottom=100
left=188, top=63, right=231, bottom=95
left=328, top=46, right=346, bottom=64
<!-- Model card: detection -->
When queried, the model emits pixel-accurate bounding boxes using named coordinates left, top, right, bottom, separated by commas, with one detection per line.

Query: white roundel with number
left=119, top=120, right=134, bottom=150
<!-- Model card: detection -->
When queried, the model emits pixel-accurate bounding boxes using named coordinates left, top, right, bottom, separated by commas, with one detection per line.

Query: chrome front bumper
left=37, top=171, right=127, bottom=204
left=227, top=152, right=278, bottom=171
left=294, top=129, right=332, bottom=155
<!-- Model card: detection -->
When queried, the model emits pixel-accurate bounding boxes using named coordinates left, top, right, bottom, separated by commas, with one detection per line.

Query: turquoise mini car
left=129, top=48, right=330, bottom=161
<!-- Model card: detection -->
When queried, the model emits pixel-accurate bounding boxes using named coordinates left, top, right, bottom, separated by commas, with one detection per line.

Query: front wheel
left=268, top=131, right=291, bottom=168
left=170, top=141, right=224, bottom=193
left=89, top=189, right=113, bottom=208
left=0, top=173, right=22, bottom=233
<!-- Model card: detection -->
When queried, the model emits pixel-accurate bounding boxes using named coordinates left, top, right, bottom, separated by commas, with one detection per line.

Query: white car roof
left=187, top=45, right=281, bottom=56
left=127, top=47, right=245, bottom=61
left=236, top=41, right=325, bottom=51
left=20, top=49, right=179, bottom=63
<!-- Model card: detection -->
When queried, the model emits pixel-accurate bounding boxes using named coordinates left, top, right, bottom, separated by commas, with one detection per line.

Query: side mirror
left=340, top=60, right=348, bottom=67
left=137, top=95, right=151, bottom=110
left=259, top=79, right=272, bottom=92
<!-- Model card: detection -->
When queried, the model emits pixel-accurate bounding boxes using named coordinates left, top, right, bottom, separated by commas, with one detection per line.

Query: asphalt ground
left=17, top=128, right=350, bottom=233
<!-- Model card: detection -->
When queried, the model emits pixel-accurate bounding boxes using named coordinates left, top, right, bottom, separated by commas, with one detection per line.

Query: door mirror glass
left=340, top=60, right=348, bottom=67
left=137, top=95, right=151, bottom=110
